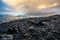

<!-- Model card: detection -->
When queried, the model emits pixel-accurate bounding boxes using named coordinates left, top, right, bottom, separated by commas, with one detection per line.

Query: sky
left=0, top=0, right=60, bottom=16
left=0, top=0, right=25, bottom=16
left=0, top=0, right=13, bottom=15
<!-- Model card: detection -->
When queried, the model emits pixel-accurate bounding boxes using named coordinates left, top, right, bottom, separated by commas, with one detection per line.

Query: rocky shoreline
left=0, top=15, right=60, bottom=40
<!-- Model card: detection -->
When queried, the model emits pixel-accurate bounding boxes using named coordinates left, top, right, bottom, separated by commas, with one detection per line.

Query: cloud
left=37, top=3, right=58, bottom=10
left=2, top=0, right=60, bottom=12
left=2, top=0, right=60, bottom=7
left=2, top=0, right=27, bottom=7
left=26, top=6, right=60, bottom=16
left=2, top=0, right=60, bottom=16
left=0, top=11, right=26, bottom=16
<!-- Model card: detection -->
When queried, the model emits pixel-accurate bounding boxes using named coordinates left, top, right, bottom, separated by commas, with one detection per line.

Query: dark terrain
left=0, top=15, right=60, bottom=40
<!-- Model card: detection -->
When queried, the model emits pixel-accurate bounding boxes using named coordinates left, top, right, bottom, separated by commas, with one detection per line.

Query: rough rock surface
left=0, top=15, right=60, bottom=40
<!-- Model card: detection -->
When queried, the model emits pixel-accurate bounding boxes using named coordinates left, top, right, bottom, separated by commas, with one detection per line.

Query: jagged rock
left=0, top=15, right=60, bottom=40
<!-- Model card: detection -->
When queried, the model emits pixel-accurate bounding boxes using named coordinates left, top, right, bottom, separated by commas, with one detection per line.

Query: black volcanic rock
left=0, top=15, right=60, bottom=40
